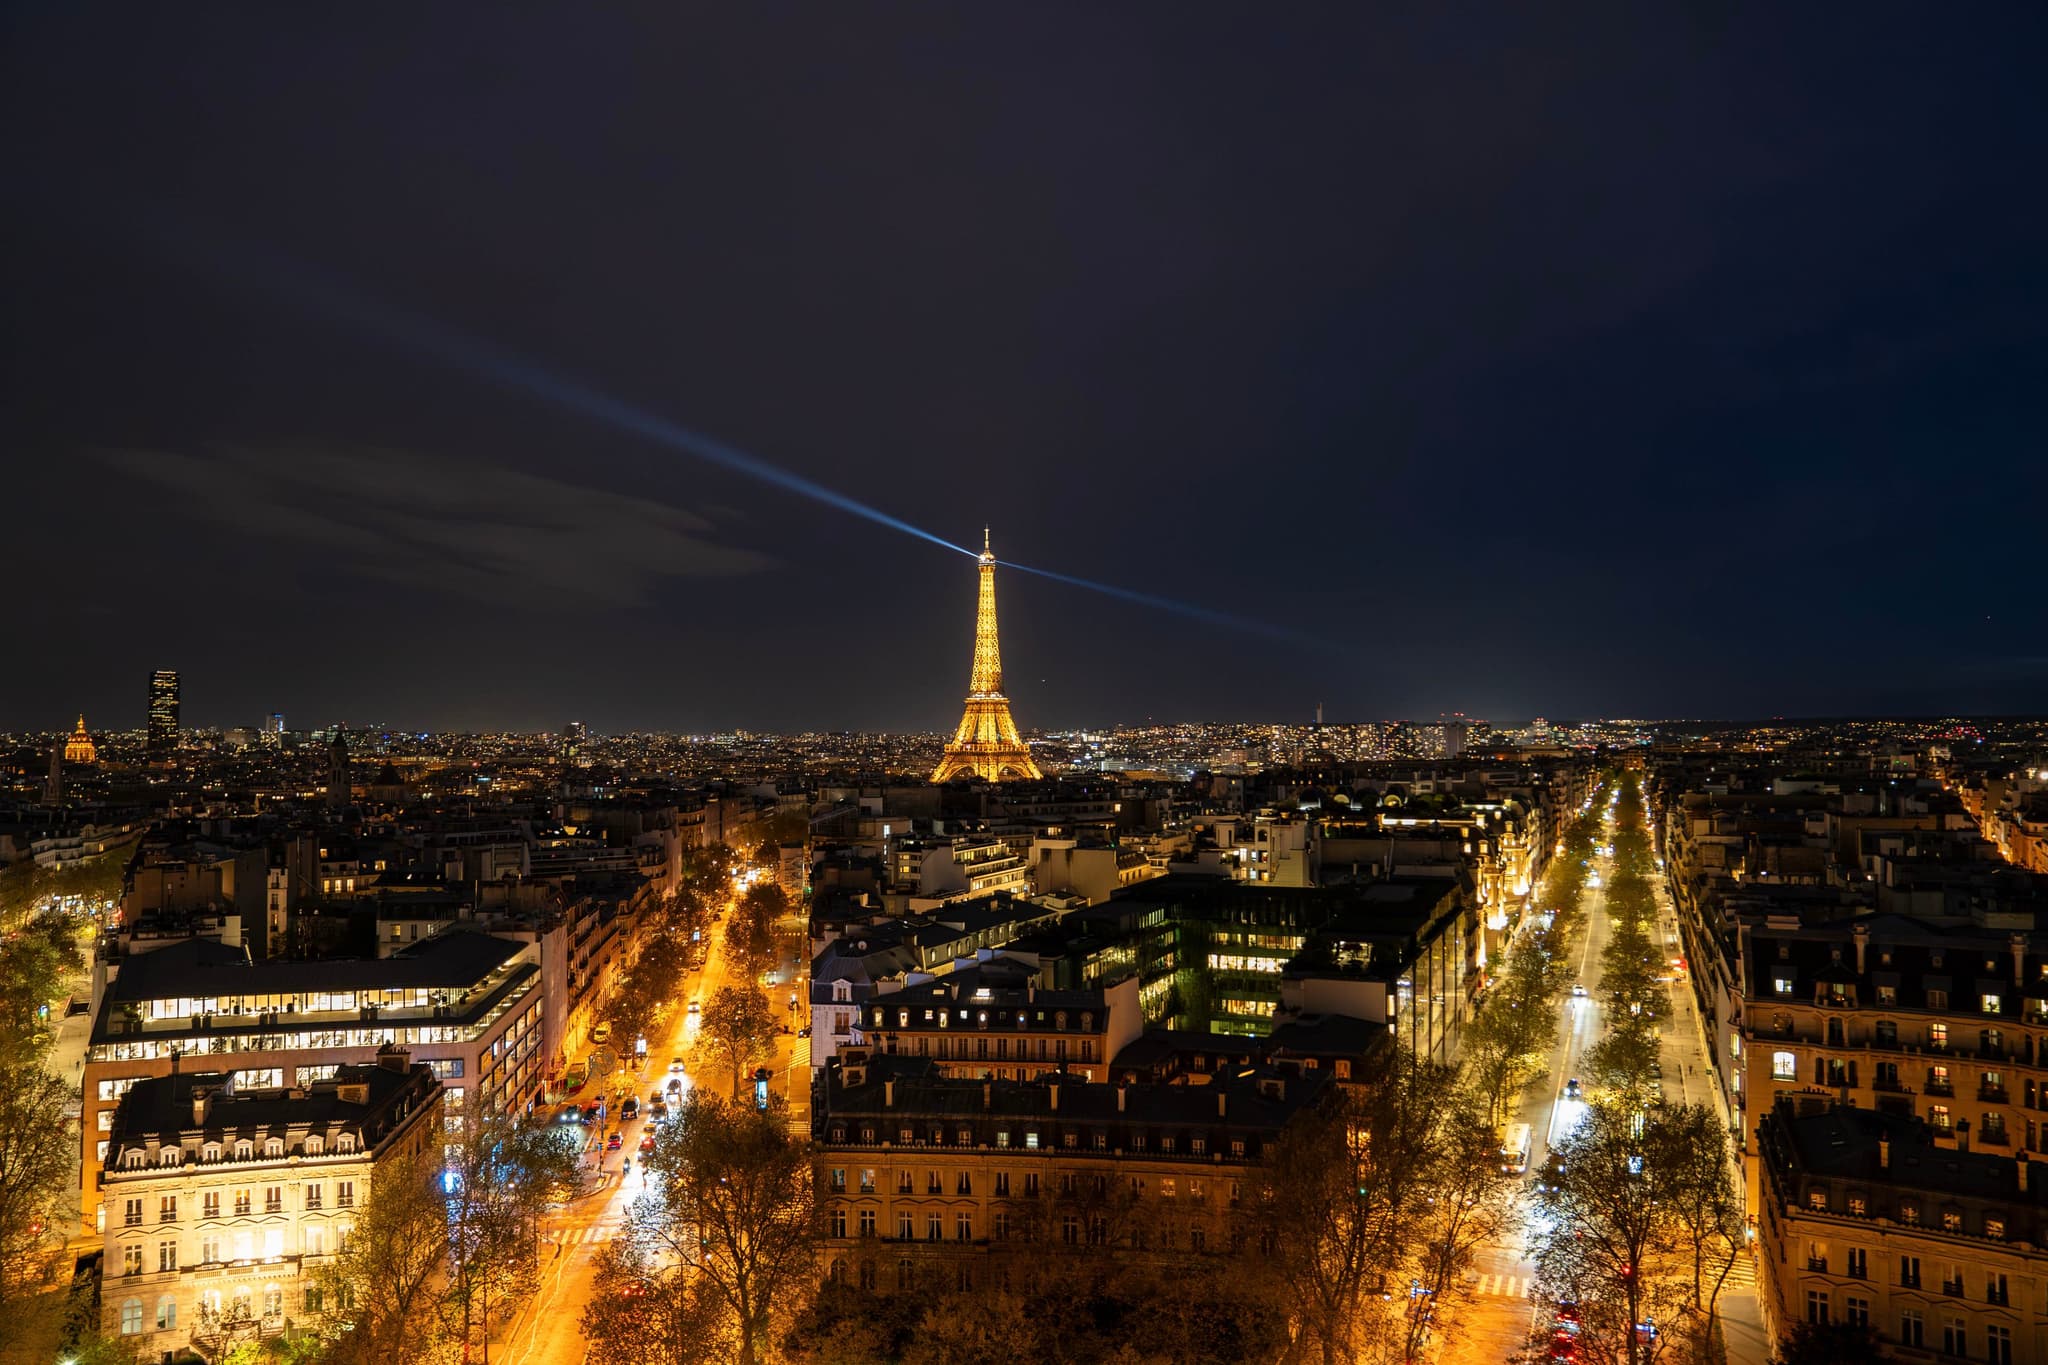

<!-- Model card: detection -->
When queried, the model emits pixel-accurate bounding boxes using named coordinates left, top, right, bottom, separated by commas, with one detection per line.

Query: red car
left=606, top=1130, right=623, bottom=1151
left=639, top=1131, right=656, bottom=1154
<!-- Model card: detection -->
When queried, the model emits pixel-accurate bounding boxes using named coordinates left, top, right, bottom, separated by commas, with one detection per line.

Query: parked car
left=591, top=1022, right=612, bottom=1045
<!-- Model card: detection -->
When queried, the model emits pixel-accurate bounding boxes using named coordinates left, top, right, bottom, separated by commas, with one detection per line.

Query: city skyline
left=5, top=9, right=2045, bottom=734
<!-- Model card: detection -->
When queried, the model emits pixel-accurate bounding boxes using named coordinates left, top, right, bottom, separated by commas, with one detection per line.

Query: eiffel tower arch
left=932, top=531, right=1043, bottom=783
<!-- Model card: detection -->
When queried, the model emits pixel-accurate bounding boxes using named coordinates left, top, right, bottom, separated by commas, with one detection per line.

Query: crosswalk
left=549, top=1224, right=618, bottom=1248
left=1464, top=1271, right=1531, bottom=1300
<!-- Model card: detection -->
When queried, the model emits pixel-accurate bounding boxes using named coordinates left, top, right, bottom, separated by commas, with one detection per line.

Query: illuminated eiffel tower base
left=932, top=531, right=1043, bottom=783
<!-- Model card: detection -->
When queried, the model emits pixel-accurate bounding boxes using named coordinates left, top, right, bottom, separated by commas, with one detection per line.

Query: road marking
left=1463, top=1272, right=1528, bottom=1299
left=550, top=1224, right=617, bottom=1247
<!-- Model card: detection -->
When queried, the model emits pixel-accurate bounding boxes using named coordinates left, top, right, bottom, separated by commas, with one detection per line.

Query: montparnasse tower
left=932, top=530, right=1043, bottom=783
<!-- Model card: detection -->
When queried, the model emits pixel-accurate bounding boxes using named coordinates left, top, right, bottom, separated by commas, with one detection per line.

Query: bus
left=1499, top=1122, right=1533, bottom=1176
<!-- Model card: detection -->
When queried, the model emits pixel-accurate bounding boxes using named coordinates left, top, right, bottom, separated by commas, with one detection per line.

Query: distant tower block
left=148, top=670, right=180, bottom=754
left=932, top=531, right=1043, bottom=783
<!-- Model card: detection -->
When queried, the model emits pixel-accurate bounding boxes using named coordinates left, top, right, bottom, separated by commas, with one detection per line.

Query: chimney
left=2020, top=1153, right=2030, bottom=1193
left=1879, top=1135, right=1890, bottom=1169
left=191, top=1090, right=210, bottom=1127
left=221, top=915, right=242, bottom=950
left=376, top=1042, right=410, bottom=1073
left=883, top=1079, right=894, bottom=1108
left=1049, top=1082, right=1059, bottom=1112
left=1218, top=1091, right=1227, bottom=1118
left=1116, top=1085, right=1126, bottom=1113
left=1852, top=924, right=1869, bottom=975
left=982, top=1082, right=992, bottom=1111
left=2012, top=933, right=2028, bottom=989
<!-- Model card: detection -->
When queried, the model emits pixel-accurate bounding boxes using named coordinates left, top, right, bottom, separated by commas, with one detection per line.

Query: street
left=501, top=874, right=811, bottom=1365
left=1441, top=795, right=1767, bottom=1365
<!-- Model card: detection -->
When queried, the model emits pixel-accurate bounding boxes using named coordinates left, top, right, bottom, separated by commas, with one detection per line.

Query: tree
left=306, top=1151, right=454, bottom=1365
left=0, top=911, right=87, bottom=1056
left=0, top=1063, right=76, bottom=1330
left=617, top=1091, right=815, bottom=1365
left=1654, top=1104, right=1747, bottom=1343
left=1463, top=976, right=1561, bottom=1130
left=1242, top=1050, right=1478, bottom=1365
left=724, top=883, right=786, bottom=985
left=442, top=1116, right=586, bottom=1363
left=581, top=1239, right=732, bottom=1365
left=603, top=932, right=690, bottom=1051
left=698, top=986, right=775, bottom=1101
left=1531, top=1102, right=1686, bottom=1365
left=1769, top=1320, right=1884, bottom=1365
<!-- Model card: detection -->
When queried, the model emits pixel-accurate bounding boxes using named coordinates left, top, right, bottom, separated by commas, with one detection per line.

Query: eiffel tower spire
left=933, top=532, right=1042, bottom=782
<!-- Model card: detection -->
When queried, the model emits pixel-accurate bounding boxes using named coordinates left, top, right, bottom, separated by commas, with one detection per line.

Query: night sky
left=4, top=8, right=2043, bottom=735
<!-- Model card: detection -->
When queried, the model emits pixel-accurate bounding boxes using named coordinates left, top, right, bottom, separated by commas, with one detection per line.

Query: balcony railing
left=1806, top=1257, right=1829, bottom=1273
left=1942, top=1280, right=1965, bottom=1297
left=1980, top=1086, right=2009, bottom=1104
left=1927, top=1080, right=1954, bottom=1097
left=1872, top=1076, right=1910, bottom=1093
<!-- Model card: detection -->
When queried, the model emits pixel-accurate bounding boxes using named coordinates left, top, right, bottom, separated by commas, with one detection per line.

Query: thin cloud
left=100, top=444, right=771, bottom=607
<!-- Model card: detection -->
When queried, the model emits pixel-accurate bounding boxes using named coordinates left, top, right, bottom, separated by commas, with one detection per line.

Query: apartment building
left=1757, top=1103, right=2041, bottom=1362
left=1738, top=916, right=2048, bottom=1219
left=82, top=929, right=541, bottom=1232
left=99, top=1047, right=441, bottom=1359
left=812, top=1049, right=1332, bottom=1289
left=858, top=961, right=1142, bottom=1085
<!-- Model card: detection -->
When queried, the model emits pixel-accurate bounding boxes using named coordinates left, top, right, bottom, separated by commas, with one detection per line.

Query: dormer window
left=335, top=1134, right=356, bottom=1154
left=304, top=1136, right=322, bottom=1156
left=159, top=1149, right=180, bottom=1167
left=264, top=1139, right=284, bottom=1158
left=203, top=1144, right=221, bottom=1163
left=123, top=1149, right=146, bottom=1170
left=234, top=1141, right=253, bottom=1160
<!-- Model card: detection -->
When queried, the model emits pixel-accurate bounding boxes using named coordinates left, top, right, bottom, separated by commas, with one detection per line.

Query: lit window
left=1772, top=1051, right=1797, bottom=1081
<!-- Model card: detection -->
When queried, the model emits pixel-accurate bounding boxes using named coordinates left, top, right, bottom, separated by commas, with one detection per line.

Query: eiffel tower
left=932, top=530, right=1043, bottom=782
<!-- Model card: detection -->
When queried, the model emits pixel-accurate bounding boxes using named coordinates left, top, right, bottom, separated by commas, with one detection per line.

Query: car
left=797, top=1024, right=812, bottom=1038
left=650, top=1095, right=668, bottom=1118
left=591, top=1023, right=611, bottom=1045
left=687, top=1001, right=702, bottom=1019
left=1533, top=1156, right=1569, bottom=1193
left=666, top=1075, right=682, bottom=1094
left=670, top=1057, right=685, bottom=1073
left=639, top=1131, right=656, bottom=1154
left=581, top=1103, right=602, bottom=1125
left=621, top=1097, right=639, bottom=1121
left=1571, top=983, right=1588, bottom=998
left=606, top=1130, right=623, bottom=1151
left=1565, top=1077, right=1582, bottom=1100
